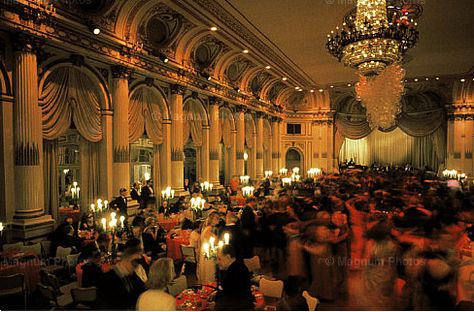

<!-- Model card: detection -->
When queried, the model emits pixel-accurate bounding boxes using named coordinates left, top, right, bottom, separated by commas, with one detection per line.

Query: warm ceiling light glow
left=425, top=77, right=429, bottom=81
left=414, top=78, right=419, bottom=82
left=298, top=89, right=303, bottom=92
left=310, top=89, right=315, bottom=93
left=210, top=26, right=218, bottom=31
left=347, top=83, right=351, bottom=87
left=93, top=27, right=100, bottom=35
left=460, top=78, right=466, bottom=82
left=265, top=65, right=271, bottom=69
left=242, top=49, right=249, bottom=54
left=330, top=85, right=334, bottom=88
left=282, top=77, right=288, bottom=81
left=319, top=89, right=324, bottom=92
left=295, top=87, right=299, bottom=90
left=436, top=77, right=440, bottom=80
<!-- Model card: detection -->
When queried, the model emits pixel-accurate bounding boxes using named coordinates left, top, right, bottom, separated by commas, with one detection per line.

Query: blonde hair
left=146, top=258, right=175, bottom=290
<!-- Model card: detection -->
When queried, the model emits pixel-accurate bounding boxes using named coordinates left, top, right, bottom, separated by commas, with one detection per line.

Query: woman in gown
left=197, top=212, right=220, bottom=283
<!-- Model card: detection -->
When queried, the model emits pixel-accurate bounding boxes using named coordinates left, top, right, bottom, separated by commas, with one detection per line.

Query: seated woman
left=136, top=257, right=176, bottom=311
left=79, top=213, right=96, bottom=231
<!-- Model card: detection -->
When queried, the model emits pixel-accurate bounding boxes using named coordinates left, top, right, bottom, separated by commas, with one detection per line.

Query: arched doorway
left=285, top=148, right=303, bottom=172
left=130, top=137, right=153, bottom=185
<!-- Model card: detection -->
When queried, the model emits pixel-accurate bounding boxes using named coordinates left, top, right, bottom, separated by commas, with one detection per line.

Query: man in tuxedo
left=130, top=182, right=141, bottom=201
left=111, top=188, right=128, bottom=217
left=97, top=238, right=146, bottom=309
left=140, top=180, right=154, bottom=207
left=215, top=245, right=255, bottom=310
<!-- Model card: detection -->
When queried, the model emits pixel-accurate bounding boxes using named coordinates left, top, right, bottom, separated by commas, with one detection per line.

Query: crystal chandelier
left=326, top=0, right=419, bottom=76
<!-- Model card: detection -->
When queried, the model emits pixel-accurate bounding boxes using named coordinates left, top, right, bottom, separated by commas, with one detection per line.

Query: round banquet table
left=0, top=252, right=40, bottom=293
left=175, top=282, right=265, bottom=311
left=158, top=218, right=180, bottom=232
left=75, top=261, right=111, bottom=287
left=166, top=231, right=191, bottom=261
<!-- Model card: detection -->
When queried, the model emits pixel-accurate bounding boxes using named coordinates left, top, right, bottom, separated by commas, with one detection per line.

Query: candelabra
left=242, top=186, right=255, bottom=197
left=291, top=173, right=301, bottom=182
left=307, top=168, right=322, bottom=178
left=264, top=171, right=273, bottom=179
left=282, top=177, right=292, bottom=186
left=70, top=181, right=80, bottom=208
left=240, top=175, right=250, bottom=185
left=292, top=167, right=300, bottom=175
left=161, top=186, right=175, bottom=200
left=279, top=168, right=288, bottom=176
left=202, top=236, right=227, bottom=260
left=200, top=181, right=214, bottom=194
left=442, top=169, right=458, bottom=180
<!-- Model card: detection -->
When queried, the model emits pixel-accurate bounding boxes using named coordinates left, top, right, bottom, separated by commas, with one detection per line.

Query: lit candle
left=90, top=204, right=95, bottom=212
left=0, top=222, right=3, bottom=232
left=76, top=187, right=80, bottom=199
left=110, top=212, right=116, bottom=220
left=224, top=233, right=230, bottom=245
left=171, top=190, right=175, bottom=198
left=101, top=217, right=107, bottom=231
left=218, top=241, right=224, bottom=248
left=120, top=215, right=125, bottom=228
left=104, top=200, right=108, bottom=210
left=73, top=181, right=78, bottom=188
left=209, top=237, right=215, bottom=250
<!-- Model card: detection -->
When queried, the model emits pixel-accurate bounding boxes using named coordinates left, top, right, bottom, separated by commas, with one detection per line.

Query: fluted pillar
left=235, top=107, right=245, bottom=176
left=271, top=118, right=280, bottom=172
left=11, top=33, right=53, bottom=239
left=170, top=84, right=186, bottom=192
left=99, top=109, right=113, bottom=200
left=256, top=113, right=264, bottom=178
left=209, top=98, right=221, bottom=186
left=230, top=129, right=237, bottom=179
left=111, top=66, right=131, bottom=195
left=201, top=125, right=210, bottom=181
left=160, top=120, right=172, bottom=187
left=250, top=132, right=257, bottom=179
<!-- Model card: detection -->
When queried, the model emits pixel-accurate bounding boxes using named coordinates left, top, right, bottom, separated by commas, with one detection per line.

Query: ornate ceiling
left=225, top=0, right=474, bottom=86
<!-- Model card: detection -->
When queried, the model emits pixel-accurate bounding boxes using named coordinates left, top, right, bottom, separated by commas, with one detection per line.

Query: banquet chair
left=180, top=245, right=197, bottom=264
left=66, top=253, right=81, bottom=273
left=71, top=287, right=97, bottom=310
left=37, top=283, right=73, bottom=309
left=39, top=270, right=76, bottom=303
left=20, top=243, right=42, bottom=257
left=2, top=241, right=24, bottom=252
left=0, top=273, right=26, bottom=309
left=40, top=240, right=52, bottom=259
left=244, top=256, right=261, bottom=274
left=167, top=275, right=188, bottom=297
left=56, top=246, right=72, bottom=260
left=302, top=290, right=319, bottom=311
left=259, top=278, right=284, bottom=298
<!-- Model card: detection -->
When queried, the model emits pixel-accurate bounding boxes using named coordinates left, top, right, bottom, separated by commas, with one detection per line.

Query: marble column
left=111, top=66, right=131, bottom=195
left=208, top=98, right=221, bottom=187
left=11, top=33, right=53, bottom=239
left=160, top=120, right=172, bottom=187
left=230, top=129, right=237, bottom=179
left=235, top=107, right=245, bottom=177
left=170, top=84, right=186, bottom=192
left=256, top=113, right=264, bottom=179
left=250, top=131, right=257, bottom=179
left=201, top=125, right=210, bottom=181
left=99, top=109, right=113, bottom=200
left=271, top=118, right=280, bottom=172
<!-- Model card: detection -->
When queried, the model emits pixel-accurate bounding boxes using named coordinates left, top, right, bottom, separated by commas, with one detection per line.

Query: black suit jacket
left=111, top=196, right=128, bottom=216
left=97, top=268, right=146, bottom=310
left=130, top=189, right=140, bottom=201
left=215, top=260, right=255, bottom=311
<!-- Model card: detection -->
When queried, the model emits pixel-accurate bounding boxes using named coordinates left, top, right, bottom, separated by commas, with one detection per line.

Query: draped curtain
left=43, top=140, right=58, bottom=220
left=183, top=109, right=203, bottom=147
left=80, top=137, right=100, bottom=211
left=220, top=119, right=233, bottom=148
left=153, top=145, right=161, bottom=199
left=129, top=87, right=163, bottom=144
left=41, top=67, right=103, bottom=142
left=245, top=121, right=254, bottom=149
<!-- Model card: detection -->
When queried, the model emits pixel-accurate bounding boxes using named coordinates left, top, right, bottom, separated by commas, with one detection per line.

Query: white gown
left=197, top=226, right=217, bottom=283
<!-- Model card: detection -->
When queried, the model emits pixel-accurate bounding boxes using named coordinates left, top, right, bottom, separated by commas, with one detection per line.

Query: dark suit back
left=97, top=268, right=146, bottom=310
left=112, top=196, right=128, bottom=216
left=215, top=260, right=254, bottom=311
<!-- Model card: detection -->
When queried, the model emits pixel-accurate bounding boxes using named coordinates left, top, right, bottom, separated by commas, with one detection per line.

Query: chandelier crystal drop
left=326, top=0, right=419, bottom=77
left=355, top=65, right=406, bottom=129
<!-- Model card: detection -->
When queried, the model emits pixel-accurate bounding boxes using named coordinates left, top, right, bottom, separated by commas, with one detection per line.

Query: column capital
left=208, top=96, right=222, bottom=106
left=111, top=65, right=132, bottom=79
left=255, top=111, right=266, bottom=119
left=11, top=32, right=43, bottom=53
left=170, top=84, right=186, bottom=95
left=235, top=105, right=247, bottom=113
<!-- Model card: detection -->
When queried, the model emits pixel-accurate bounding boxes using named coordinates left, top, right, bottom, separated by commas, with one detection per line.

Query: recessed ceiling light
left=436, top=77, right=440, bottom=80
left=414, top=78, right=419, bottom=82
left=242, top=49, right=249, bottom=54
left=92, top=27, right=100, bottom=35
left=347, top=83, right=351, bottom=87
left=295, top=87, right=300, bottom=90
left=460, top=78, right=466, bottom=82
left=210, top=26, right=218, bottom=31
left=310, top=89, right=315, bottom=93
left=319, top=89, right=324, bottom=92
left=330, top=85, right=334, bottom=88
left=425, top=78, right=429, bottom=81
left=265, top=66, right=271, bottom=69
left=282, top=77, right=288, bottom=81
left=298, top=89, right=303, bottom=92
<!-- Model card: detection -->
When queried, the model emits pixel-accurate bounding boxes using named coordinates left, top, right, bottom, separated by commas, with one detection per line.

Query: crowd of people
left=45, top=168, right=474, bottom=310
